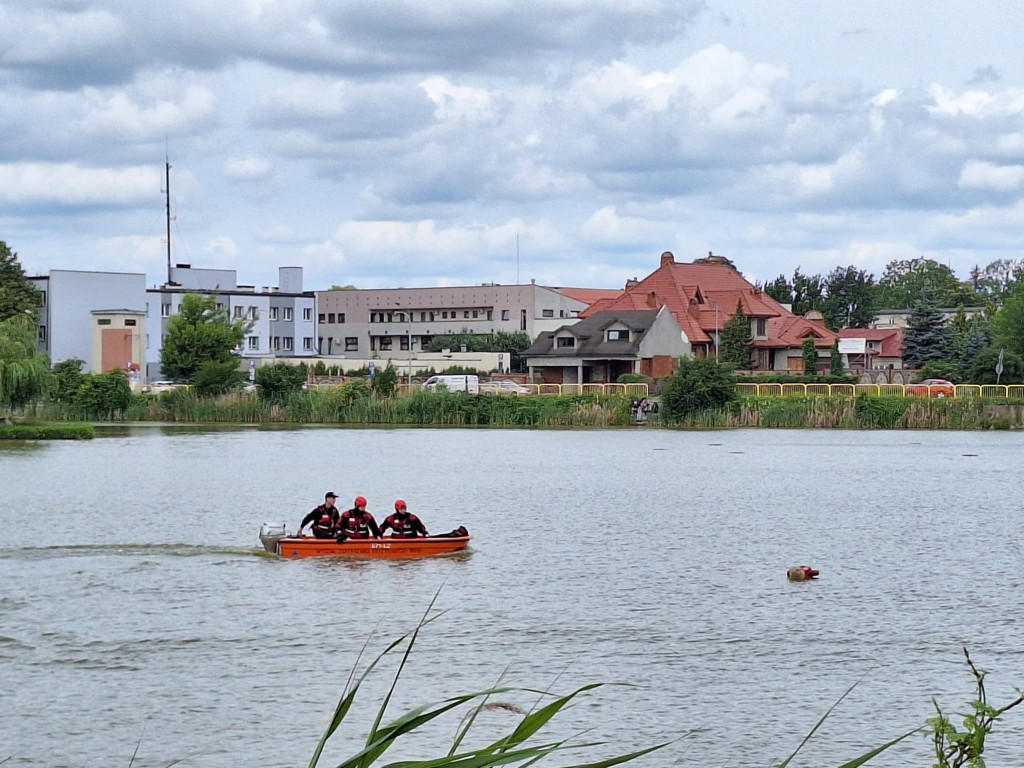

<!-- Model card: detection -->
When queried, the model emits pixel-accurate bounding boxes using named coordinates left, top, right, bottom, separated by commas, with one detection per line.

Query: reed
left=0, top=422, right=93, bottom=439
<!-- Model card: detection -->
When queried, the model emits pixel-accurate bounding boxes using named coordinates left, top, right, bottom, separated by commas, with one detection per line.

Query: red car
left=906, top=378, right=955, bottom=398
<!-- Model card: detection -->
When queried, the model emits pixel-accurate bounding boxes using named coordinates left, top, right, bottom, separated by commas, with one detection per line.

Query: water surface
left=2, top=427, right=1022, bottom=767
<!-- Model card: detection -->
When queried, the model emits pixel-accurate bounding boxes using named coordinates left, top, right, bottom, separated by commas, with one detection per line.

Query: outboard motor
left=259, top=522, right=288, bottom=554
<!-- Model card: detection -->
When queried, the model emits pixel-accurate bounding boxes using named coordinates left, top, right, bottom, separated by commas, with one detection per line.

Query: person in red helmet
left=337, top=496, right=381, bottom=540
left=379, top=499, right=429, bottom=539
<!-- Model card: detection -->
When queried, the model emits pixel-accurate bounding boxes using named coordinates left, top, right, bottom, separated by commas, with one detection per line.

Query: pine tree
left=0, top=241, right=40, bottom=320
left=830, top=340, right=844, bottom=376
left=719, top=301, right=753, bottom=370
left=903, top=296, right=955, bottom=369
left=802, top=338, right=817, bottom=375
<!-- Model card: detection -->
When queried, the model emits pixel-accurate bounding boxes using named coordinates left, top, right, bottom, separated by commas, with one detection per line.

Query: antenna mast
left=164, top=159, right=172, bottom=285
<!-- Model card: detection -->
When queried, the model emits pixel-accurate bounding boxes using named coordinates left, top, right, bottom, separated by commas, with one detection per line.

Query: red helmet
left=394, top=499, right=407, bottom=510
left=354, top=496, right=367, bottom=507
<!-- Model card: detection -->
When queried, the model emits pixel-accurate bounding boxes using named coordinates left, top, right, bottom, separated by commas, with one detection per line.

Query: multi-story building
left=29, top=265, right=316, bottom=383
left=146, top=264, right=317, bottom=380
left=29, top=270, right=149, bottom=376
left=314, top=283, right=598, bottom=359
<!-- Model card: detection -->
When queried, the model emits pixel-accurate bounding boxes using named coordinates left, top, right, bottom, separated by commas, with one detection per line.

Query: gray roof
left=523, top=309, right=659, bottom=358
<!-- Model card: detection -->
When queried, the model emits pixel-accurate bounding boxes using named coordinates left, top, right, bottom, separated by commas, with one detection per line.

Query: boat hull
left=271, top=535, right=471, bottom=559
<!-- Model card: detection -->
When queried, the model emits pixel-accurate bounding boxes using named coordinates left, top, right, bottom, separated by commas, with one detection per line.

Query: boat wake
left=0, top=543, right=264, bottom=561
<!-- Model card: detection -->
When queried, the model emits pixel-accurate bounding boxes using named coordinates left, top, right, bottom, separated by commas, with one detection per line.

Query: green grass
left=0, top=421, right=93, bottom=439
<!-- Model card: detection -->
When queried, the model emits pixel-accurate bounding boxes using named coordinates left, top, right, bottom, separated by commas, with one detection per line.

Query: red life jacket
left=385, top=513, right=421, bottom=538
left=340, top=510, right=373, bottom=538
left=311, top=506, right=337, bottom=538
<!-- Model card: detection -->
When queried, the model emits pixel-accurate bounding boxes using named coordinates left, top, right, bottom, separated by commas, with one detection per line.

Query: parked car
left=141, top=380, right=189, bottom=394
left=421, top=374, right=480, bottom=394
left=906, top=378, right=955, bottom=398
left=479, top=379, right=531, bottom=396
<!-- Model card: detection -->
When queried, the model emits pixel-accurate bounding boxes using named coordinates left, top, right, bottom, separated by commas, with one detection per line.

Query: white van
left=421, top=374, right=480, bottom=394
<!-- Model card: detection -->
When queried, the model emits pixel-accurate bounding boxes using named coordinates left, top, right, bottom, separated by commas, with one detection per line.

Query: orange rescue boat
left=259, top=523, right=471, bottom=559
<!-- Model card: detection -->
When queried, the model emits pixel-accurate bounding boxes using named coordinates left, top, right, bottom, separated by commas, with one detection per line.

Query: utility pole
left=164, top=159, right=172, bottom=285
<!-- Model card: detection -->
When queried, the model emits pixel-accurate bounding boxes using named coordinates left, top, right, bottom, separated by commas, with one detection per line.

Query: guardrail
left=735, top=383, right=1024, bottom=398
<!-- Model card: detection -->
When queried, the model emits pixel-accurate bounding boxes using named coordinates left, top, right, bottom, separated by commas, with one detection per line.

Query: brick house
left=522, top=306, right=687, bottom=384
left=582, top=251, right=839, bottom=372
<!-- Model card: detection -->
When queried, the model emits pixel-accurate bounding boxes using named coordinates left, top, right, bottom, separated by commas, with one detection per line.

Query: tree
left=991, top=287, right=1024, bottom=360
left=255, top=362, right=306, bottom=402
left=955, top=316, right=992, bottom=380
left=72, top=369, right=132, bottom=417
left=969, top=259, right=1024, bottom=302
left=719, top=301, right=753, bottom=370
left=802, top=338, right=817, bottom=375
left=963, top=347, right=1024, bottom=385
left=0, top=241, right=39, bottom=320
left=0, top=313, right=50, bottom=411
left=161, top=293, right=250, bottom=381
left=661, top=356, right=737, bottom=420
left=760, top=274, right=794, bottom=305
left=371, top=363, right=399, bottom=397
left=902, top=296, right=956, bottom=369
left=51, top=358, right=86, bottom=402
left=791, top=269, right=827, bottom=316
left=877, top=257, right=966, bottom=309
left=829, top=340, right=844, bottom=376
left=193, top=360, right=247, bottom=397
left=822, top=265, right=876, bottom=329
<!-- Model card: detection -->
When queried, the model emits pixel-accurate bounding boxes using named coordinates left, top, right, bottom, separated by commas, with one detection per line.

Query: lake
left=2, top=426, right=1023, bottom=767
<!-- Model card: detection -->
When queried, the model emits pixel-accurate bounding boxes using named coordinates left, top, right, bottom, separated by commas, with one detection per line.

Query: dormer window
left=556, top=337, right=575, bottom=348
left=607, top=329, right=629, bottom=341
left=753, top=318, right=768, bottom=337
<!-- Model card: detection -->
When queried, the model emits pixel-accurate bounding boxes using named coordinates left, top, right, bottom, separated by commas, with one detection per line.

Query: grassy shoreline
left=18, top=391, right=1024, bottom=431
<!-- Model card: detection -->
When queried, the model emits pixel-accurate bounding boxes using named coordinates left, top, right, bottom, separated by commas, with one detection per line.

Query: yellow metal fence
left=395, top=383, right=649, bottom=397
left=735, top=383, right=1024, bottom=399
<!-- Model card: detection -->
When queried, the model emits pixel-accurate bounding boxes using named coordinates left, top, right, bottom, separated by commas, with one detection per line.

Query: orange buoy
left=787, top=566, right=819, bottom=581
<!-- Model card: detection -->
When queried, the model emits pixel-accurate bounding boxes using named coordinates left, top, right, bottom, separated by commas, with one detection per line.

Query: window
left=472, top=310, right=478, bottom=319
left=283, top=337, right=293, bottom=351
left=420, top=312, right=427, bottom=322
left=486, top=310, right=493, bottom=320
left=247, top=336, right=259, bottom=350
left=303, top=308, right=312, bottom=321
left=754, top=318, right=768, bottom=337
left=371, top=312, right=383, bottom=323
left=520, top=309, right=527, bottom=331
left=345, top=337, right=358, bottom=352
left=337, top=313, right=345, bottom=323
left=542, top=309, right=554, bottom=318
left=37, top=290, right=47, bottom=307
left=303, top=337, right=313, bottom=350
left=125, top=319, right=137, bottom=326
left=248, top=306, right=258, bottom=320
left=97, top=318, right=111, bottom=326
left=328, top=313, right=336, bottom=324
left=37, top=325, right=46, bottom=343
left=269, top=307, right=278, bottom=321
left=319, top=313, right=326, bottom=323
left=161, top=303, right=171, bottom=317
left=234, top=306, right=244, bottom=319
left=216, top=302, right=224, bottom=311
left=400, top=335, right=410, bottom=351
left=607, top=329, right=629, bottom=341
left=556, top=337, right=575, bottom=348
left=442, top=311, right=448, bottom=319
left=463, top=311, right=470, bottom=319
left=501, top=309, right=509, bottom=321
left=283, top=308, right=293, bottom=321
left=380, top=338, right=392, bottom=351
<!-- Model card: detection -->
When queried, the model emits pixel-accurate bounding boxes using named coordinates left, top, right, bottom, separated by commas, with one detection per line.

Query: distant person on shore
left=379, top=500, right=429, bottom=538
left=337, top=496, right=382, bottom=540
left=297, top=492, right=341, bottom=538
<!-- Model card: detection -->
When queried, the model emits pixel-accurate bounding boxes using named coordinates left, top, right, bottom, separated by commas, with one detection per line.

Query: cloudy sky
left=2, top=1, right=1023, bottom=292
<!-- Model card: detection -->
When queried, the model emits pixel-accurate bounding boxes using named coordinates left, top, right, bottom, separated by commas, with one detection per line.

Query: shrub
left=661, top=357, right=737, bottom=421
left=256, top=362, right=308, bottom=402
left=192, top=360, right=246, bottom=397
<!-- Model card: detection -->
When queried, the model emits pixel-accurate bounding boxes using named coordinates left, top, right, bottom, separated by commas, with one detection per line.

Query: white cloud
left=223, top=156, right=274, bottom=182
left=420, top=76, right=498, bottom=123
left=958, top=160, right=1024, bottom=192
left=0, top=163, right=159, bottom=206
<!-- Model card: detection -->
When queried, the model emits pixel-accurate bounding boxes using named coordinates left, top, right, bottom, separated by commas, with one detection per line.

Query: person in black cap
left=297, top=492, right=341, bottom=538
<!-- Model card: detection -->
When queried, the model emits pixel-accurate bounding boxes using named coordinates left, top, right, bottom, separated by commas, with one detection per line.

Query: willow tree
left=0, top=313, right=50, bottom=412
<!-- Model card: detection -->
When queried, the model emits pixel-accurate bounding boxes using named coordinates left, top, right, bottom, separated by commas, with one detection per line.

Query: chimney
left=660, top=251, right=674, bottom=266
left=625, top=277, right=638, bottom=290
left=646, top=291, right=659, bottom=309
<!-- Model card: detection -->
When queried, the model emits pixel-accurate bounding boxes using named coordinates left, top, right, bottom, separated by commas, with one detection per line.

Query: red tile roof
left=557, top=287, right=622, bottom=306
left=581, top=251, right=838, bottom=351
